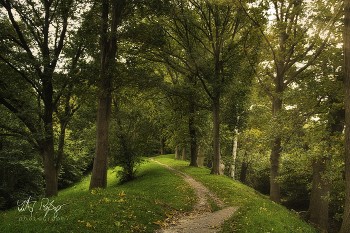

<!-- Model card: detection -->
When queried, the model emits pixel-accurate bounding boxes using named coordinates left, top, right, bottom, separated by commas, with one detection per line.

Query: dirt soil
left=152, top=160, right=238, bottom=233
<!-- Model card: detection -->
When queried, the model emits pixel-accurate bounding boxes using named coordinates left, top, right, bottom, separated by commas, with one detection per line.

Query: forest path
left=152, top=159, right=238, bottom=233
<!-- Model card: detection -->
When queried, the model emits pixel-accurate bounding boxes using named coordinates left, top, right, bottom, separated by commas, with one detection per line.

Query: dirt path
left=152, top=160, right=238, bottom=233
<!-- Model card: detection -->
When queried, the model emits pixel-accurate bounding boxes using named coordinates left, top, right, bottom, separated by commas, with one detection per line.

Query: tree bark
left=42, top=69, right=58, bottom=196
left=270, top=94, right=282, bottom=203
left=56, top=121, right=67, bottom=178
left=308, top=158, right=330, bottom=231
left=309, top=98, right=344, bottom=231
left=211, top=96, right=221, bottom=174
left=160, top=137, right=165, bottom=155
left=181, top=147, right=186, bottom=160
left=240, top=161, right=248, bottom=184
left=340, top=1, right=350, bottom=231
left=175, top=146, right=180, bottom=159
left=197, top=146, right=205, bottom=166
left=230, top=129, right=238, bottom=179
left=41, top=143, right=58, bottom=197
left=90, top=93, right=111, bottom=189
left=189, top=98, right=198, bottom=167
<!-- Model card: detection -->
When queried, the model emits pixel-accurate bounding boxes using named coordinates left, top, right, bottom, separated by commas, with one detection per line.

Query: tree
left=340, top=0, right=350, bottom=232
left=306, top=44, right=344, bottom=231
left=242, top=0, right=340, bottom=203
left=89, top=0, right=127, bottom=189
left=0, top=0, right=85, bottom=197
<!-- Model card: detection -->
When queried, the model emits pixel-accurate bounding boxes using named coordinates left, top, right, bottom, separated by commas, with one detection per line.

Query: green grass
left=0, top=160, right=195, bottom=233
left=1, top=155, right=317, bottom=233
left=154, top=154, right=317, bottom=233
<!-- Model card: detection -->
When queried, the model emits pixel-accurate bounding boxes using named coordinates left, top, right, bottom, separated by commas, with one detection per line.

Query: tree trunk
left=175, top=146, right=180, bottom=159
left=41, top=143, right=58, bottom=197
left=56, top=121, right=67, bottom=178
left=181, top=147, right=186, bottom=160
left=211, top=96, right=221, bottom=174
left=90, top=93, right=111, bottom=189
left=42, top=69, right=58, bottom=196
left=240, top=160, right=248, bottom=184
left=308, top=158, right=330, bottom=232
left=189, top=99, right=198, bottom=167
left=339, top=3, right=350, bottom=231
left=270, top=95, right=282, bottom=203
left=90, top=0, right=119, bottom=189
left=197, top=146, right=205, bottom=166
left=230, top=129, right=238, bottom=179
left=309, top=99, right=344, bottom=231
left=160, top=137, right=165, bottom=155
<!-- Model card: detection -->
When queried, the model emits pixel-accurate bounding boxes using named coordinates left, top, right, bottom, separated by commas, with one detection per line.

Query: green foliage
left=58, top=154, right=90, bottom=189
left=110, top=90, right=161, bottom=182
left=0, top=138, right=44, bottom=210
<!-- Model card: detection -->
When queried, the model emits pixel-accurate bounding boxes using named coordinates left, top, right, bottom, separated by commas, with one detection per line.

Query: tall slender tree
left=89, top=0, right=127, bottom=189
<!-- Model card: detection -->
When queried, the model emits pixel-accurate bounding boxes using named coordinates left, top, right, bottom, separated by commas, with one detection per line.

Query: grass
left=1, top=155, right=317, bottom=233
left=0, top=160, right=195, bottom=233
left=154, top=154, right=317, bottom=233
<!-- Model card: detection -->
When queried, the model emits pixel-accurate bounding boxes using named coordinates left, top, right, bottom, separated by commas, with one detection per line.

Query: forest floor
left=152, top=160, right=237, bottom=233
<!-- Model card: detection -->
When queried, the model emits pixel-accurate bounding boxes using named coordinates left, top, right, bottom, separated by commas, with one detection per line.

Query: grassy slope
left=154, top=154, right=317, bottom=233
left=1, top=155, right=317, bottom=233
left=0, top=161, right=195, bottom=233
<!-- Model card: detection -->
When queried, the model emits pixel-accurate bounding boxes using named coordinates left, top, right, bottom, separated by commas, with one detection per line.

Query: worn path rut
left=152, top=160, right=238, bottom=233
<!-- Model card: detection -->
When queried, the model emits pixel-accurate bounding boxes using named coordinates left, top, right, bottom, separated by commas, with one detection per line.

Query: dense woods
left=0, top=0, right=349, bottom=232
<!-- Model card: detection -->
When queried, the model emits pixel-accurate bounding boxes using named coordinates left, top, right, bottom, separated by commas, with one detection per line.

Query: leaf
left=114, top=221, right=122, bottom=227
left=118, top=191, right=126, bottom=197
left=153, top=220, right=163, bottom=226
left=86, top=222, right=93, bottom=228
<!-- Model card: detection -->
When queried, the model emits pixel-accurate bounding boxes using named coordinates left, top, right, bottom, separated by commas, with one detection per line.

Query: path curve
left=152, top=159, right=238, bottom=233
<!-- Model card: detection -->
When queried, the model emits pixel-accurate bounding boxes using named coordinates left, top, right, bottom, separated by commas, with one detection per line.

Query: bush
left=0, top=158, right=44, bottom=210
left=58, top=154, right=90, bottom=189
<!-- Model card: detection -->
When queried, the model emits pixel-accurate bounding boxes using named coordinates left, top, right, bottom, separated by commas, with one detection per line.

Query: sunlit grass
left=154, top=154, right=317, bottom=233
left=0, top=160, right=195, bottom=233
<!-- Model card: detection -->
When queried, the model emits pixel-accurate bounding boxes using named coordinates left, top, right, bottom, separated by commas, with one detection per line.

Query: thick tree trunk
left=181, top=147, right=186, bottom=160
left=41, top=70, right=58, bottom=196
left=308, top=158, right=330, bottom=231
left=309, top=100, right=343, bottom=231
left=197, top=146, right=205, bottom=166
left=240, top=161, right=248, bottom=184
left=270, top=94, right=282, bottom=203
left=175, top=146, right=180, bottom=160
left=230, top=129, right=238, bottom=179
left=211, top=97, right=221, bottom=174
left=340, top=3, right=350, bottom=231
left=41, top=142, right=58, bottom=197
left=90, top=93, right=111, bottom=189
left=189, top=99, right=198, bottom=167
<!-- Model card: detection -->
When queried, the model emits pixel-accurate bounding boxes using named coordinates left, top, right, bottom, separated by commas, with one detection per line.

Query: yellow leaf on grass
left=118, top=191, right=126, bottom=197
left=86, top=222, right=93, bottom=228
left=153, top=220, right=163, bottom=226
